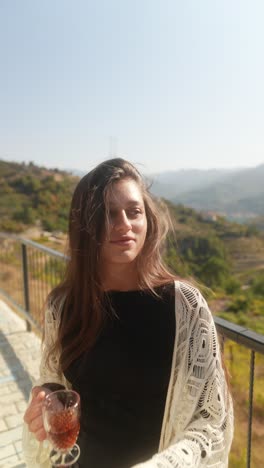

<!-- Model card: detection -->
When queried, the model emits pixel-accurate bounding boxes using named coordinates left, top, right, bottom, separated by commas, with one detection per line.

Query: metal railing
left=0, top=232, right=263, bottom=467
left=0, top=232, right=67, bottom=330
left=215, top=316, right=264, bottom=468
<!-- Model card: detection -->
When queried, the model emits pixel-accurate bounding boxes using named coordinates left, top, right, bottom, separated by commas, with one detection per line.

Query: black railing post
left=247, top=350, right=255, bottom=468
left=21, top=243, right=31, bottom=331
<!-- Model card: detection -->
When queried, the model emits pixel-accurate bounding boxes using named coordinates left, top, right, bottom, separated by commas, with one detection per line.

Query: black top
left=64, top=282, right=175, bottom=468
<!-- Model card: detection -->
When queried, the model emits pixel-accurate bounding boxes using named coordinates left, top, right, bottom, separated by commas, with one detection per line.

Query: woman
left=23, top=158, right=233, bottom=467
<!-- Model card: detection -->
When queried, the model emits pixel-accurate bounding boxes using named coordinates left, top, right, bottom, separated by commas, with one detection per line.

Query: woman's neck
left=101, top=263, right=139, bottom=291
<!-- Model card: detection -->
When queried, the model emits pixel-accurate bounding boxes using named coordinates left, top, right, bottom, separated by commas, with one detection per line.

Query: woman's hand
left=23, top=386, right=50, bottom=441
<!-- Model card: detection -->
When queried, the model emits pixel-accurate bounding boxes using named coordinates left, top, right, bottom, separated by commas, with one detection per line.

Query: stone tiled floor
left=0, top=300, right=41, bottom=467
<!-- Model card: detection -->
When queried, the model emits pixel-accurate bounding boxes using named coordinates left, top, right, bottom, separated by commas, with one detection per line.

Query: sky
left=1, top=0, right=264, bottom=174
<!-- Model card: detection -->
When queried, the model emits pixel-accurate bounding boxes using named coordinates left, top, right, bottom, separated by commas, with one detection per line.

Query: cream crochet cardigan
left=22, top=281, right=234, bottom=467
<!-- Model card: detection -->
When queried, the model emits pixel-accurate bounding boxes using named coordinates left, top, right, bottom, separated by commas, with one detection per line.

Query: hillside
left=1, top=158, right=264, bottom=333
left=248, top=215, right=264, bottom=231
left=0, top=159, right=79, bottom=233
left=146, top=164, right=264, bottom=221
left=170, top=164, right=264, bottom=220
left=66, top=163, right=264, bottom=221
left=147, top=168, right=235, bottom=200
left=163, top=202, right=264, bottom=333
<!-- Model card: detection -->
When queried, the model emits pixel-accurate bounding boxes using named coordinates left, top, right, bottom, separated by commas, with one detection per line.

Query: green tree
left=199, top=256, right=230, bottom=288
left=251, top=272, right=264, bottom=297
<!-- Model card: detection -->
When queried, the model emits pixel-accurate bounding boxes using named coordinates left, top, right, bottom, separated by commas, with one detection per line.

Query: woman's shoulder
left=155, top=279, right=207, bottom=307
left=175, top=279, right=201, bottom=294
left=174, top=280, right=210, bottom=311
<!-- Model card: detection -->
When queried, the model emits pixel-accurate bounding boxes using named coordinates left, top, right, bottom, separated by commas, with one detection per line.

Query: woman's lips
left=110, top=238, right=135, bottom=246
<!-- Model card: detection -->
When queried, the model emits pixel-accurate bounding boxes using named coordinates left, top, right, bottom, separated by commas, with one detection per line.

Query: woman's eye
left=109, top=208, right=142, bottom=221
left=127, top=209, right=142, bottom=217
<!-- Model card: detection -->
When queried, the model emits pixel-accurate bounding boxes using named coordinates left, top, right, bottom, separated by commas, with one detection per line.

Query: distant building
left=201, top=211, right=218, bottom=222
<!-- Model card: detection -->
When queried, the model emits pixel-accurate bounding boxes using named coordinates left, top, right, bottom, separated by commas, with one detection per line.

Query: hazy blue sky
left=1, top=0, right=264, bottom=173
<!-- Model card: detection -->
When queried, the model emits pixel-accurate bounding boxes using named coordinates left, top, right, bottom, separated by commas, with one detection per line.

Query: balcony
left=0, top=233, right=263, bottom=468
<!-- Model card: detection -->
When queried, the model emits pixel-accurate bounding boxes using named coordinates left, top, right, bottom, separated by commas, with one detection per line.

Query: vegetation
left=164, top=203, right=264, bottom=329
left=247, top=215, right=264, bottom=232
left=1, top=159, right=264, bottom=332
left=1, top=159, right=264, bottom=467
left=1, top=159, right=264, bottom=333
left=0, top=159, right=78, bottom=233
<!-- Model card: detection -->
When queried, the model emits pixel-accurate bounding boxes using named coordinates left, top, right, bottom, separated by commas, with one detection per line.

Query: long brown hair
left=47, top=158, right=176, bottom=371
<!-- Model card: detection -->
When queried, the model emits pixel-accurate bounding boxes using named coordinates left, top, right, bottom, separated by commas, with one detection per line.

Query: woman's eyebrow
left=126, top=200, right=143, bottom=206
left=109, top=200, right=143, bottom=208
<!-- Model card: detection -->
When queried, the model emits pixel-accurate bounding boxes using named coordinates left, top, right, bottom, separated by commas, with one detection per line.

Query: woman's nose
left=114, top=211, right=132, bottom=231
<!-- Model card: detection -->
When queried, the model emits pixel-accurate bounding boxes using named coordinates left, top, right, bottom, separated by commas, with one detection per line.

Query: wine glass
left=42, top=390, right=81, bottom=467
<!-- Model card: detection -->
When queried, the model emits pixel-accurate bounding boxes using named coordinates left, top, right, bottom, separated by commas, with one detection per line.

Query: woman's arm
left=132, top=283, right=234, bottom=467
left=36, top=305, right=69, bottom=388
left=22, top=304, right=70, bottom=467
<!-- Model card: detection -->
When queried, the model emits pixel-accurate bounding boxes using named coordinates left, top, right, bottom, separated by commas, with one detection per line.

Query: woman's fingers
left=24, top=387, right=47, bottom=422
left=24, top=399, right=42, bottom=424
left=35, top=389, right=47, bottom=402
left=24, top=402, right=40, bottom=424
left=35, top=427, right=47, bottom=442
left=24, top=386, right=48, bottom=440
left=28, top=413, right=45, bottom=433
left=31, top=386, right=44, bottom=398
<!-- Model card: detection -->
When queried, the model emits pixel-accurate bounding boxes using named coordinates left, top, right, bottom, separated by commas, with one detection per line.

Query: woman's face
left=100, top=178, right=147, bottom=267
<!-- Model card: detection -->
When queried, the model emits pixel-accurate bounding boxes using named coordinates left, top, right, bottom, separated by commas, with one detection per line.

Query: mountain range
left=2, top=159, right=264, bottom=224
left=148, top=164, right=264, bottom=221
left=68, top=163, right=264, bottom=221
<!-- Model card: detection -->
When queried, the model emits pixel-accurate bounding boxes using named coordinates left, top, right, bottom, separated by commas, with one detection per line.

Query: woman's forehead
left=107, top=179, right=144, bottom=207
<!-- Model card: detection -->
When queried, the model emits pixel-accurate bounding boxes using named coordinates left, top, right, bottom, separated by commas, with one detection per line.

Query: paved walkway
left=0, top=300, right=41, bottom=468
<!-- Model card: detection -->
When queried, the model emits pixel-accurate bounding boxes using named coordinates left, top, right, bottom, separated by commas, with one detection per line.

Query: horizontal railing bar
left=21, top=239, right=68, bottom=260
left=0, top=232, right=68, bottom=260
left=215, top=316, right=264, bottom=355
